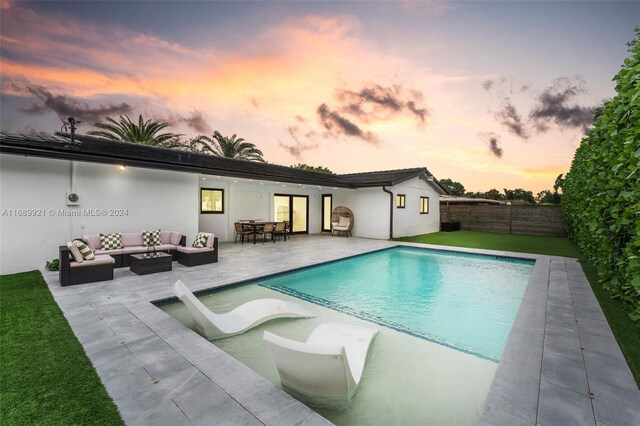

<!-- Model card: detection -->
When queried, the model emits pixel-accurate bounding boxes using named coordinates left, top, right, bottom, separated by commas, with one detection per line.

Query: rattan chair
left=331, top=206, right=354, bottom=237
left=256, top=223, right=275, bottom=244
left=272, top=221, right=287, bottom=242
left=234, top=222, right=253, bottom=244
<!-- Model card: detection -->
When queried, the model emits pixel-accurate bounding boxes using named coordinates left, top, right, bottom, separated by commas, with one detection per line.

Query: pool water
left=259, top=246, right=533, bottom=361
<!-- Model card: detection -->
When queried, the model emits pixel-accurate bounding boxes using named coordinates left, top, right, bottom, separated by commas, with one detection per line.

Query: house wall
left=332, top=176, right=441, bottom=239
left=198, top=179, right=323, bottom=242
left=332, top=187, right=390, bottom=240
left=0, top=154, right=198, bottom=275
left=391, top=176, right=441, bottom=238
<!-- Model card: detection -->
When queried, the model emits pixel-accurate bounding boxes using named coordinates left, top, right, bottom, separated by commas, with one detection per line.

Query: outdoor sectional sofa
left=59, top=231, right=219, bottom=286
left=83, top=231, right=187, bottom=268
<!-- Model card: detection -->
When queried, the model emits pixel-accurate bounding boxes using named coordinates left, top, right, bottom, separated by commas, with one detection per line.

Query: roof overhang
left=0, top=133, right=354, bottom=188
left=0, top=133, right=447, bottom=192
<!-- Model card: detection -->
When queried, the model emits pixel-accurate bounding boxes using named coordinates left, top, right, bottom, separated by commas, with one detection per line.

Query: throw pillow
left=338, top=216, right=351, bottom=227
left=73, top=239, right=95, bottom=260
left=169, top=232, right=182, bottom=245
left=66, top=241, right=84, bottom=263
left=192, top=232, right=208, bottom=248
left=100, top=233, right=123, bottom=250
left=142, top=229, right=161, bottom=247
left=204, top=233, right=215, bottom=248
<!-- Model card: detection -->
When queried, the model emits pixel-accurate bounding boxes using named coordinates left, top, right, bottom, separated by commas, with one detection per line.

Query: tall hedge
left=563, top=28, right=640, bottom=322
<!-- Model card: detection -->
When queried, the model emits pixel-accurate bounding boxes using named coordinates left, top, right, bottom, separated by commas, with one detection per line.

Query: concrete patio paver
left=41, top=235, right=640, bottom=425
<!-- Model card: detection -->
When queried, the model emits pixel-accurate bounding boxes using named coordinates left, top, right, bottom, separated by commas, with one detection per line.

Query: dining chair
left=273, top=222, right=287, bottom=242
left=234, top=222, right=253, bottom=244
left=256, top=223, right=274, bottom=244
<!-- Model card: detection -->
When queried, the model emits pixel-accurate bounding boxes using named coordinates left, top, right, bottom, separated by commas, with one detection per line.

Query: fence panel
left=440, top=204, right=566, bottom=236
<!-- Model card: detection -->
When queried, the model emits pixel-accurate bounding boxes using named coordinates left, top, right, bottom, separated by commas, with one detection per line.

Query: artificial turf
left=395, top=230, right=640, bottom=387
left=395, top=230, right=583, bottom=258
left=0, top=271, right=124, bottom=425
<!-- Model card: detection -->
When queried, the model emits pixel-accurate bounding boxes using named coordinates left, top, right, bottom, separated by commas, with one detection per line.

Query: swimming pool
left=161, top=246, right=534, bottom=424
left=259, top=246, right=533, bottom=361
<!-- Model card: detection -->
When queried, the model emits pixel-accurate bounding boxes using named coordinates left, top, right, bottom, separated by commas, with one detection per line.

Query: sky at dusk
left=1, top=0, right=638, bottom=193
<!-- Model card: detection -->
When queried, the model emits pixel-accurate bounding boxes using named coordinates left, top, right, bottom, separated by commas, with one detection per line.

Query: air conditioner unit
left=66, top=192, right=80, bottom=206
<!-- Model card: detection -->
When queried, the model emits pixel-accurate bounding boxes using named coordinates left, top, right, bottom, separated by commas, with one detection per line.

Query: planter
left=441, top=221, right=461, bottom=232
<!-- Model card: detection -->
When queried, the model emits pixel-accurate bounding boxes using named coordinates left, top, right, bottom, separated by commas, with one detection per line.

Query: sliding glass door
left=274, top=194, right=309, bottom=234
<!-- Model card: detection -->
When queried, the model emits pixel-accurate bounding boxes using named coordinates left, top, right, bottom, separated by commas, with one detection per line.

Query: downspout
left=382, top=186, right=393, bottom=239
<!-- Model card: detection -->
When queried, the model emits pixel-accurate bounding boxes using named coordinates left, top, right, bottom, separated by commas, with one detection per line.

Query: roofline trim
left=1, top=133, right=445, bottom=191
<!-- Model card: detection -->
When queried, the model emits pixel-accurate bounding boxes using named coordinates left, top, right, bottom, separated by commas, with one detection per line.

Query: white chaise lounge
left=173, top=280, right=313, bottom=340
left=262, top=322, right=378, bottom=407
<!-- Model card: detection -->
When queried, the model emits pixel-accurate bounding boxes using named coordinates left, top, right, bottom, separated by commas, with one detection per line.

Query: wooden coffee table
left=129, top=252, right=172, bottom=275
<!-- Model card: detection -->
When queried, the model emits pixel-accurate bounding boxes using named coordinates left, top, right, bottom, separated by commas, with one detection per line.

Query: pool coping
left=41, top=236, right=640, bottom=425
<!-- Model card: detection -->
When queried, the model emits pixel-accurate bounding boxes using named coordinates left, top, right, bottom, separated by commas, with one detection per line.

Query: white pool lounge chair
left=262, top=322, right=378, bottom=407
left=173, top=280, right=313, bottom=340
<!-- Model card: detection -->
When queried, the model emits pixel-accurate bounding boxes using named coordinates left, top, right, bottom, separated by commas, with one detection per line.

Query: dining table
left=239, top=220, right=289, bottom=244
left=240, top=221, right=275, bottom=244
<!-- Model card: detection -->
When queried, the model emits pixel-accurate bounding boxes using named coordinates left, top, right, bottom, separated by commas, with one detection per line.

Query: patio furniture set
left=59, top=230, right=218, bottom=286
left=234, top=220, right=290, bottom=244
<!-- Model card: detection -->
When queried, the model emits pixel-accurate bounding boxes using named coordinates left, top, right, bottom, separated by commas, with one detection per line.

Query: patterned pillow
left=72, top=239, right=95, bottom=260
left=100, top=233, right=123, bottom=250
left=66, top=241, right=84, bottom=262
left=142, top=229, right=161, bottom=247
left=192, top=232, right=208, bottom=248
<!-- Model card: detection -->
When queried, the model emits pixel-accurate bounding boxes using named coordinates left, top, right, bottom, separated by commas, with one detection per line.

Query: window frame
left=419, top=196, right=429, bottom=214
left=200, top=188, right=224, bottom=214
left=396, top=194, right=406, bottom=209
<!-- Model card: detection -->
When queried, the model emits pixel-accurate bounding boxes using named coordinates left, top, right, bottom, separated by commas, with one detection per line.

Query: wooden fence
left=440, top=204, right=566, bottom=236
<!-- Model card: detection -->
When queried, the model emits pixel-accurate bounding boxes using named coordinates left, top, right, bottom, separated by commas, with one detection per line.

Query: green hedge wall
left=563, top=29, right=640, bottom=322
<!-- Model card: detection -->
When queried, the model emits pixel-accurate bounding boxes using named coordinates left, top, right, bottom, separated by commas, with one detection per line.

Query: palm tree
left=88, top=114, right=184, bottom=148
left=191, top=131, right=265, bottom=162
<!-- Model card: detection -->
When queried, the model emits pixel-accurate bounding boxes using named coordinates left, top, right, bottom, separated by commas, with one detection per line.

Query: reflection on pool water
left=162, top=247, right=533, bottom=425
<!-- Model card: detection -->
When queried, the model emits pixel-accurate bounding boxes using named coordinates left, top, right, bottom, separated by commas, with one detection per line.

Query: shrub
left=563, top=28, right=640, bottom=322
left=45, top=259, right=59, bottom=271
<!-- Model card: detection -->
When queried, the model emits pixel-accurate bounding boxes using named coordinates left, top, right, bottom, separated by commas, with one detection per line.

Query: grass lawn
left=396, top=230, right=583, bottom=258
left=0, top=271, right=123, bottom=425
left=395, top=230, right=640, bottom=387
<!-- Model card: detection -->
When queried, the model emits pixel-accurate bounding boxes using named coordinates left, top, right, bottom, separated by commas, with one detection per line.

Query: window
left=396, top=194, right=406, bottom=208
left=201, top=188, right=224, bottom=214
left=419, top=196, right=429, bottom=214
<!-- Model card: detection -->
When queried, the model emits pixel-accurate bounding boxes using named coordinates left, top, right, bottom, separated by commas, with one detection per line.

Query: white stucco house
left=0, top=133, right=447, bottom=274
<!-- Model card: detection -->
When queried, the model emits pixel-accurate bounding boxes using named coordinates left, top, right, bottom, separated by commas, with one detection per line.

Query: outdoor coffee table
left=129, top=252, right=172, bottom=275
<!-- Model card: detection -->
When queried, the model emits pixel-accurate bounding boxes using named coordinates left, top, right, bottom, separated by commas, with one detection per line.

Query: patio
left=42, top=235, right=640, bottom=425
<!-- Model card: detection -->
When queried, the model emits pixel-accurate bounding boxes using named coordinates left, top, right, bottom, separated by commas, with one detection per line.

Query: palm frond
left=89, top=114, right=183, bottom=146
